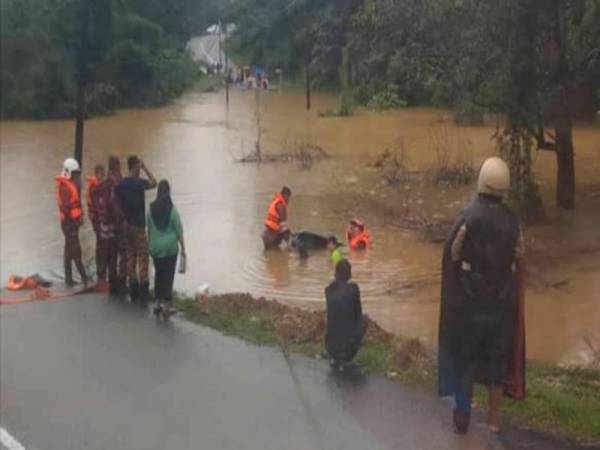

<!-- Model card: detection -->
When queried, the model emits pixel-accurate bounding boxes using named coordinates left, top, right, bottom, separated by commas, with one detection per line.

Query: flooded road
left=1, top=88, right=599, bottom=364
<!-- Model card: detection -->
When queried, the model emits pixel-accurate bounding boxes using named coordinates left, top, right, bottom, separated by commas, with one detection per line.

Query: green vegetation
left=475, top=365, right=600, bottom=441
left=174, top=293, right=600, bottom=443
left=0, top=0, right=227, bottom=119
left=367, top=85, right=407, bottom=111
left=175, top=296, right=277, bottom=346
left=231, top=0, right=600, bottom=210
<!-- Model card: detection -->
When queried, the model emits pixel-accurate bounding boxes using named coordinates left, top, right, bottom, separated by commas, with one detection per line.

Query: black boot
left=453, top=409, right=471, bottom=435
left=109, top=276, right=118, bottom=295
left=64, top=256, right=74, bottom=287
left=129, top=280, right=140, bottom=303
left=139, top=282, right=152, bottom=304
left=116, top=277, right=128, bottom=295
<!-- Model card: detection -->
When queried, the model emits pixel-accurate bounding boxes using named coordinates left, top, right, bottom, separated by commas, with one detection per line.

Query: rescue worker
left=438, top=157, right=526, bottom=435
left=56, top=158, right=88, bottom=287
left=115, top=155, right=157, bottom=303
left=346, top=219, right=370, bottom=250
left=107, top=156, right=127, bottom=294
left=325, top=259, right=366, bottom=371
left=86, top=165, right=104, bottom=284
left=262, top=186, right=292, bottom=250
left=89, top=164, right=117, bottom=292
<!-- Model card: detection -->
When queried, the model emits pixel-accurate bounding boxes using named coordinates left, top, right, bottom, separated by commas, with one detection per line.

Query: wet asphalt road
left=1, top=293, right=505, bottom=450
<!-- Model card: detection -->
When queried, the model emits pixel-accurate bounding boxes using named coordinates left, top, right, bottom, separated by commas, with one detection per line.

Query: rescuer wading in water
left=262, top=186, right=292, bottom=250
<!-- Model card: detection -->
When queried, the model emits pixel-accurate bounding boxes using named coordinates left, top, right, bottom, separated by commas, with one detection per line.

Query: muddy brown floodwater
left=1, top=88, right=599, bottom=365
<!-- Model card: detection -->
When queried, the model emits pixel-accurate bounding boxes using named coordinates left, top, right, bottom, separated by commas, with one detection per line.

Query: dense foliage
left=0, top=0, right=227, bottom=118
left=231, top=0, right=600, bottom=209
left=231, top=0, right=599, bottom=112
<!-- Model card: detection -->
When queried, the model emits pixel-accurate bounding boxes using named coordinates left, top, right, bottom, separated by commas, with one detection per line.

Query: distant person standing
left=107, top=156, right=127, bottom=294
left=56, top=158, right=88, bottom=287
left=325, top=259, right=366, bottom=371
left=89, top=164, right=119, bottom=292
left=115, top=155, right=157, bottom=303
left=262, top=186, right=292, bottom=250
left=147, top=180, right=186, bottom=317
left=87, top=164, right=109, bottom=290
left=438, top=157, right=526, bottom=435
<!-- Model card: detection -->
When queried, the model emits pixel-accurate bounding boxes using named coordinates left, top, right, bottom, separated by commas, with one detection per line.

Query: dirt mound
left=202, top=293, right=393, bottom=345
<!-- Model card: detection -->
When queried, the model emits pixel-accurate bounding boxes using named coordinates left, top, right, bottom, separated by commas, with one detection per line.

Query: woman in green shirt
left=147, top=180, right=185, bottom=316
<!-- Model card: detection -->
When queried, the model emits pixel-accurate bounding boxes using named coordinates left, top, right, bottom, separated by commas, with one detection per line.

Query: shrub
left=367, top=84, right=408, bottom=110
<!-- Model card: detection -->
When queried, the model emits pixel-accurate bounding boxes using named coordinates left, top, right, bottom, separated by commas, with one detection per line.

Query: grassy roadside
left=173, top=293, right=600, bottom=444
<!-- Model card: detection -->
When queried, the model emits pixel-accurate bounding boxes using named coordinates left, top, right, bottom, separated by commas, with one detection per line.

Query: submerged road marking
left=0, top=427, right=26, bottom=450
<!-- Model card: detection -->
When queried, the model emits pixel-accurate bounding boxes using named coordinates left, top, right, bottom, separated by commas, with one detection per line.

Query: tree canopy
left=0, top=0, right=228, bottom=118
left=230, top=0, right=600, bottom=209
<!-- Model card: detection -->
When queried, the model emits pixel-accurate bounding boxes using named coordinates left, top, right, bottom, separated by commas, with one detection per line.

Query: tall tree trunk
left=305, top=62, right=311, bottom=110
left=555, top=115, right=575, bottom=209
left=551, top=0, right=575, bottom=209
left=74, top=0, right=90, bottom=168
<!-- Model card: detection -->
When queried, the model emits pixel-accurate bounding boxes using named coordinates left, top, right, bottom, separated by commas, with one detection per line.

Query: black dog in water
left=291, top=231, right=330, bottom=258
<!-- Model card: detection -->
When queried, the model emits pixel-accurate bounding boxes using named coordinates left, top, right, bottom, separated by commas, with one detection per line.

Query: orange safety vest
left=347, top=221, right=370, bottom=250
left=86, top=175, right=98, bottom=222
left=6, top=274, right=37, bottom=291
left=264, top=192, right=287, bottom=232
left=56, top=175, right=82, bottom=222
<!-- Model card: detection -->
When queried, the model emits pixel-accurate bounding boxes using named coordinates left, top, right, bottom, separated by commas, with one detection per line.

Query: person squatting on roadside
left=115, top=155, right=157, bottom=303
left=88, top=163, right=119, bottom=292
left=107, top=155, right=128, bottom=294
left=263, top=186, right=292, bottom=250
left=325, top=259, right=366, bottom=371
left=438, top=156, right=526, bottom=435
left=147, top=180, right=186, bottom=317
left=56, top=158, right=88, bottom=287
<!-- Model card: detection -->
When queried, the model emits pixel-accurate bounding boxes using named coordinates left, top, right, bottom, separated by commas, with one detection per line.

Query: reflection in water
left=1, top=89, right=599, bottom=364
left=263, top=250, right=291, bottom=290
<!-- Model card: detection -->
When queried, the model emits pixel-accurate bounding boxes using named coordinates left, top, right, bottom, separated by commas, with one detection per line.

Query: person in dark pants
left=115, top=155, right=157, bottom=303
left=107, top=156, right=127, bottom=294
left=325, top=259, right=366, bottom=371
left=438, top=157, right=526, bottom=435
left=88, top=164, right=115, bottom=291
left=147, top=180, right=185, bottom=316
left=56, top=158, right=88, bottom=287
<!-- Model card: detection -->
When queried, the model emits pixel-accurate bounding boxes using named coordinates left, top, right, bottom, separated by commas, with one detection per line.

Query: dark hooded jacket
left=438, top=194, right=526, bottom=400
left=325, top=281, right=366, bottom=361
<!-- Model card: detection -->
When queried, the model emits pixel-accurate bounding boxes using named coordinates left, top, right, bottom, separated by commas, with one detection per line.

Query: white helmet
left=478, top=157, right=510, bottom=197
left=61, top=158, right=80, bottom=179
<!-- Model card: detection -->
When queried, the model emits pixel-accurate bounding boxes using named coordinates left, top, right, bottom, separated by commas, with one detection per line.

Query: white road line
left=0, top=427, right=26, bottom=450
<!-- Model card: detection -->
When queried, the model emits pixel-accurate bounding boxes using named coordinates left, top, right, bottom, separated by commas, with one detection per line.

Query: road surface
left=0, top=293, right=584, bottom=450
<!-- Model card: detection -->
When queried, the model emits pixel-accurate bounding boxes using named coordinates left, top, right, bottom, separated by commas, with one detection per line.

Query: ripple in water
left=240, top=247, right=439, bottom=308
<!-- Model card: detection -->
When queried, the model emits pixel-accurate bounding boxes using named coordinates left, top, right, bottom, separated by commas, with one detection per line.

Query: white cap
left=478, top=157, right=510, bottom=197
left=61, top=158, right=80, bottom=179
